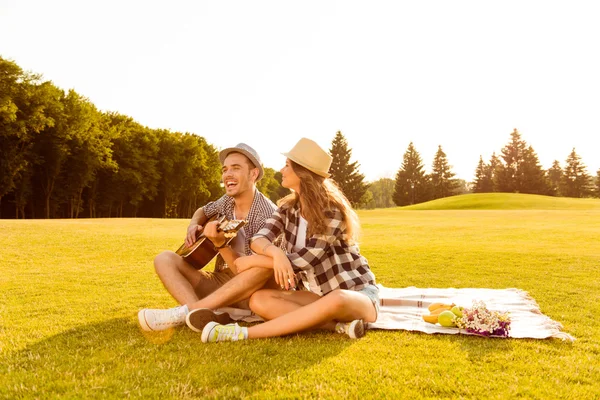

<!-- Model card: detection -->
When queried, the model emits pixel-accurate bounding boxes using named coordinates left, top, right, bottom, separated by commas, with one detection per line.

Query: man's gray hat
left=218, top=143, right=264, bottom=181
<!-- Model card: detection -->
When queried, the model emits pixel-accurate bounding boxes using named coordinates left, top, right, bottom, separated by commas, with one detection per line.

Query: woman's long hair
left=278, top=161, right=360, bottom=243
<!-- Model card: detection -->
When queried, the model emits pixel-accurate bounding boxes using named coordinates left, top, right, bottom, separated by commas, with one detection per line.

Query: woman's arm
left=250, top=237, right=296, bottom=290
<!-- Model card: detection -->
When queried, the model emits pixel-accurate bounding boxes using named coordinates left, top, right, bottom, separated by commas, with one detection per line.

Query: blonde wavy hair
left=278, top=161, right=360, bottom=243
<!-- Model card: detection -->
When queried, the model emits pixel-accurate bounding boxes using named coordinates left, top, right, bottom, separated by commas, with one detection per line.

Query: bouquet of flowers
left=454, top=300, right=511, bottom=337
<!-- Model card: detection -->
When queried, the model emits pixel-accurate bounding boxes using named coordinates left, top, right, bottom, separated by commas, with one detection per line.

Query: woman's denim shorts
left=357, top=284, right=380, bottom=319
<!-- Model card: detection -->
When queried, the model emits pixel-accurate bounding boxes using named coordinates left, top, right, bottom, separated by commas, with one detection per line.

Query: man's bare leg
left=187, top=267, right=274, bottom=310
left=142, top=255, right=275, bottom=332
left=154, top=251, right=202, bottom=305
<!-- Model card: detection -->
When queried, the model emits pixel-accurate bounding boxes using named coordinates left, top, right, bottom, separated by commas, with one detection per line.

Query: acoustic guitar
left=175, top=215, right=247, bottom=270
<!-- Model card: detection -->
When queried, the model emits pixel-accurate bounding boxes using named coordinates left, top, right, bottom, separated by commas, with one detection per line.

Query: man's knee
left=154, top=251, right=179, bottom=275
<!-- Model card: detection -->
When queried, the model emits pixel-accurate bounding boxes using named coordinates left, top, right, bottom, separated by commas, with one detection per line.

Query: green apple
left=438, top=310, right=457, bottom=327
left=451, top=305, right=463, bottom=318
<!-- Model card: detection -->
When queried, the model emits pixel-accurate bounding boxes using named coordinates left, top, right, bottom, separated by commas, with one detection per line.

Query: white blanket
left=370, top=286, right=575, bottom=341
left=216, top=285, right=575, bottom=341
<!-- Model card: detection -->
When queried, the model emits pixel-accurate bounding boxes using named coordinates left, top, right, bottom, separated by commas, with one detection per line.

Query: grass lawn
left=1, top=194, right=599, bottom=399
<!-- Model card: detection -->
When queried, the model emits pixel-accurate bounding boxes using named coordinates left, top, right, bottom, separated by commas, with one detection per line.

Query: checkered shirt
left=252, top=203, right=377, bottom=295
left=203, top=190, right=277, bottom=272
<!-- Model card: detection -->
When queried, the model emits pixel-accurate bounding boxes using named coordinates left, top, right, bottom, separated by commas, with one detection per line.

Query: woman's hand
left=273, top=252, right=296, bottom=290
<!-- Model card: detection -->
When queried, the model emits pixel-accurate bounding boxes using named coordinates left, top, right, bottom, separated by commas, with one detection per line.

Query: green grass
left=1, top=194, right=599, bottom=399
left=402, top=192, right=600, bottom=210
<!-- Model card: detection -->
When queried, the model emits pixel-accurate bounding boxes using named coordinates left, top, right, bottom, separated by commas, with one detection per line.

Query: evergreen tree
left=520, top=145, right=548, bottom=194
left=328, top=131, right=369, bottom=206
left=430, top=145, right=457, bottom=199
left=496, top=129, right=526, bottom=192
left=495, top=128, right=547, bottom=193
left=393, top=142, right=427, bottom=206
left=547, top=160, right=563, bottom=196
left=562, top=148, right=591, bottom=198
left=487, top=152, right=501, bottom=192
left=495, top=129, right=522, bottom=192
left=473, top=156, right=492, bottom=193
left=595, top=170, right=600, bottom=198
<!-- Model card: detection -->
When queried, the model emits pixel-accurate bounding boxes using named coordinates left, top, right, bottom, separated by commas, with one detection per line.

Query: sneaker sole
left=348, top=320, right=365, bottom=339
left=138, top=309, right=153, bottom=332
left=186, top=309, right=231, bottom=333
left=201, top=321, right=219, bottom=343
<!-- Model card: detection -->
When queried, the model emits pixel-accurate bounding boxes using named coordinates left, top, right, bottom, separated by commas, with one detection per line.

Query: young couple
left=138, top=138, right=379, bottom=342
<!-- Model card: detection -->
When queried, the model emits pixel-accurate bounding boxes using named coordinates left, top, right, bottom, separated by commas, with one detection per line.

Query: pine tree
left=496, top=128, right=547, bottom=193
left=562, top=148, right=591, bottom=198
left=487, top=152, right=501, bottom=192
left=595, top=170, right=600, bottom=198
left=473, top=156, right=493, bottom=193
left=430, top=145, right=457, bottom=199
left=393, top=142, right=427, bottom=206
left=496, top=129, right=525, bottom=192
left=328, top=131, right=369, bottom=206
left=520, top=145, right=548, bottom=194
left=547, top=160, right=562, bottom=196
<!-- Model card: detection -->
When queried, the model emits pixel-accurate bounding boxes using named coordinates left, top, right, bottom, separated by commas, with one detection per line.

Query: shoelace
left=155, top=308, right=185, bottom=327
left=335, top=323, right=349, bottom=334
left=216, top=324, right=242, bottom=341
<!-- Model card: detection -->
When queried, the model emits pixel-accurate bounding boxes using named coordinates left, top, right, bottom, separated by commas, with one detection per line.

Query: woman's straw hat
left=282, top=138, right=332, bottom=178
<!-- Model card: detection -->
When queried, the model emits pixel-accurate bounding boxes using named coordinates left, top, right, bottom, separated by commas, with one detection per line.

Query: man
left=138, top=143, right=278, bottom=331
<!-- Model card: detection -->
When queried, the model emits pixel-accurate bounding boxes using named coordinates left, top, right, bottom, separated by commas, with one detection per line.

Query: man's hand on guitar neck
left=203, top=220, right=227, bottom=249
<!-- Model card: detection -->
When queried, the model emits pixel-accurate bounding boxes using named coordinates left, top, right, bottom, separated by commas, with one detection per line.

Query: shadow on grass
left=2, top=316, right=354, bottom=398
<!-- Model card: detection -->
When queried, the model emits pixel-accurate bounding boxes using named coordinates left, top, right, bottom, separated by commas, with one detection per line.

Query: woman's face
left=280, top=159, right=301, bottom=192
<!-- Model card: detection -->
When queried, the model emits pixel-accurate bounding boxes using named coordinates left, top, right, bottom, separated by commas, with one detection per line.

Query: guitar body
left=176, top=237, right=218, bottom=270
left=175, top=216, right=247, bottom=270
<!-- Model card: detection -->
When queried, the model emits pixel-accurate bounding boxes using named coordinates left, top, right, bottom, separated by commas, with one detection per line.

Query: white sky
left=1, top=0, right=599, bottom=182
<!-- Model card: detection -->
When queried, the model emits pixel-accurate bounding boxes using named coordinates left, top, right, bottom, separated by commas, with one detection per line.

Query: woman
left=198, top=137, right=379, bottom=342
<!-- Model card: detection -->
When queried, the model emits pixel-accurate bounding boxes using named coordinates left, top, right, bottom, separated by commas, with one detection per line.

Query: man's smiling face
left=222, top=152, right=257, bottom=198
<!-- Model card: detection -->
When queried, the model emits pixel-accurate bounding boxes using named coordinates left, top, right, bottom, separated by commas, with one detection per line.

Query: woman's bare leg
left=247, top=289, right=377, bottom=339
left=249, top=289, right=321, bottom=320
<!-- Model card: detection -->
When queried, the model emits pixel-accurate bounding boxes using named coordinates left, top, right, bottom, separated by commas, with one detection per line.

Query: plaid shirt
left=203, top=189, right=277, bottom=272
left=252, top=203, right=377, bottom=295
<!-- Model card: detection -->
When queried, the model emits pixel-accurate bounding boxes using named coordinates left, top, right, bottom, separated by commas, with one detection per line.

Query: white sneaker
left=138, top=306, right=188, bottom=331
left=201, top=322, right=248, bottom=343
left=335, top=320, right=365, bottom=339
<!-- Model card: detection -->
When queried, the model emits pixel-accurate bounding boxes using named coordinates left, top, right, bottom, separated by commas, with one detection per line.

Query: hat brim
left=282, top=152, right=331, bottom=178
left=219, top=147, right=264, bottom=181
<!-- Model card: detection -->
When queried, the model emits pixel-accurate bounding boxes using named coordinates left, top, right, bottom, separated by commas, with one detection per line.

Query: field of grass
left=1, top=194, right=599, bottom=399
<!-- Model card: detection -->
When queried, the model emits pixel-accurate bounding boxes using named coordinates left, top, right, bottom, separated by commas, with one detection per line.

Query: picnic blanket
left=216, top=285, right=575, bottom=341
left=370, top=285, right=575, bottom=341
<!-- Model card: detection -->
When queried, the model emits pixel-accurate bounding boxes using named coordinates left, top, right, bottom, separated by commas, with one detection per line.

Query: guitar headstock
left=218, top=219, right=247, bottom=237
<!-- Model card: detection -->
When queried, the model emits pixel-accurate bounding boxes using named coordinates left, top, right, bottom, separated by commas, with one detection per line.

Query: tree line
left=472, top=128, right=598, bottom=198
left=329, top=129, right=599, bottom=209
left=0, top=57, right=287, bottom=219
left=2, top=57, right=598, bottom=218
